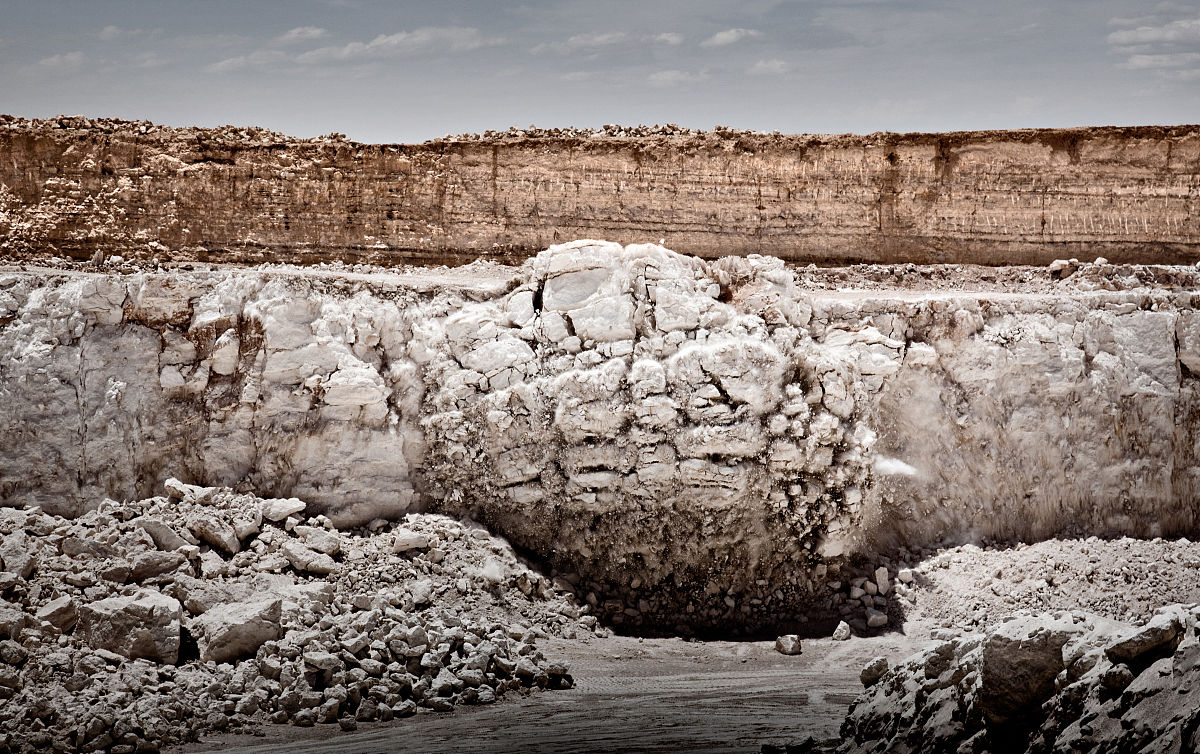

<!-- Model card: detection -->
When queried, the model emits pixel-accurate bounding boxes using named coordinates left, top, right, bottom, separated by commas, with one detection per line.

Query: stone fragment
left=832, top=621, right=852, bottom=641
left=1105, top=608, right=1186, bottom=665
left=36, top=595, right=77, bottom=631
left=132, top=517, right=189, bottom=551
left=978, top=616, right=1079, bottom=724
left=130, top=551, right=186, bottom=582
left=860, top=656, right=889, bottom=687
left=188, top=513, right=240, bottom=556
left=282, top=542, right=337, bottom=575
left=294, top=525, right=341, bottom=556
left=261, top=498, right=307, bottom=522
left=0, top=601, right=28, bottom=640
left=775, top=635, right=802, bottom=655
left=866, top=609, right=888, bottom=629
left=874, top=567, right=891, bottom=596
left=78, top=589, right=182, bottom=664
left=190, top=599, right=282, bottom=663
left=0, top=532, right=35, bottom=579
left=392, top=529, right=431, bottom=553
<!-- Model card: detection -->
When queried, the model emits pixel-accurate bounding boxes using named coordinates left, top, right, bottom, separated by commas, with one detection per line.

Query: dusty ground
left=176, top=534, right=1200, bottom=754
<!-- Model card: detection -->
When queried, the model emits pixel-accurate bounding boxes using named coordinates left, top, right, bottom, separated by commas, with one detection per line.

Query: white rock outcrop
left=2, top=242, right=1200, bottom=630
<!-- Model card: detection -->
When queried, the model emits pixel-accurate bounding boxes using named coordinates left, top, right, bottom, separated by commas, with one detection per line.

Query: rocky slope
left=2, top=116, right=1198, bottom=267
left=4, top=242, right=1200, bottom=633
left=0, top=480, right=586, bottom=754
left=830, top=605, right=1200, bottom=753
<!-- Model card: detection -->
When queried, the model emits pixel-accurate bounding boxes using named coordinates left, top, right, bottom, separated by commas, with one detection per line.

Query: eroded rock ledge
left=2, top=115, right=1198, bottom=267
left=3, top=242, right=1200, bottom=631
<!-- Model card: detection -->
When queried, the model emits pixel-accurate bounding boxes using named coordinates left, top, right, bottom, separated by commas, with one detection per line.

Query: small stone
left=338, top=716, right=357, bottom=732
left=832, top=621, right=852, bottom=641
left=897, top=568, right=914, bottom=584
left=866, top=609, right=889, bottom=629
left=775, top=635, right=803, bottom=655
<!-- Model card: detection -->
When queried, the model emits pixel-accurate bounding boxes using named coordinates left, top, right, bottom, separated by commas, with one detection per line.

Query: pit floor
left=178, top=633, right=930, bottom=754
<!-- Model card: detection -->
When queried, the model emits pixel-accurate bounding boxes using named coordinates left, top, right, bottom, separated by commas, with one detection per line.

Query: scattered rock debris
left=0, top=482, right=590, bottom=753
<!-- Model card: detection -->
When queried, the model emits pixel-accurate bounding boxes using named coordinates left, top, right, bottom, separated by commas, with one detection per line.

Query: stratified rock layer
left=3, top=241, right=1200, bottom=630
left=1, top=116, right=1198, bottom=266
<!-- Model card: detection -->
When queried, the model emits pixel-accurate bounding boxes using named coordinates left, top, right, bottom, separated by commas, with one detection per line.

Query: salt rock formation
left=835, top=605, right=1200, bottom=753
left=3, top=241, right=1200, bottom=631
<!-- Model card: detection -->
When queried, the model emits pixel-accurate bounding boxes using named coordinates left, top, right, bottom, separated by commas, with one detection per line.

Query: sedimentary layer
left=3, top=242, right=1200, bottom=631
left=2, top=116, right=1198, bottom=267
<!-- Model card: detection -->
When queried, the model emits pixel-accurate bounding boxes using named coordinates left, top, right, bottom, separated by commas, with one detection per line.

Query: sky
left=1, top=0, right=1197, bottom=143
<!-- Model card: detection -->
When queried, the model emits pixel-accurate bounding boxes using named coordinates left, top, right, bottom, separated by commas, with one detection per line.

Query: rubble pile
left=0, top=482, right=587, bottom=753
left=833, top=605, right=1200, bottom=753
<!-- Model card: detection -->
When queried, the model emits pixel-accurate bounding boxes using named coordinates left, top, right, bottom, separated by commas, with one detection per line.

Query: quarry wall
left=1, top=117, right=1198, bottom=267
left=3, top=242, right=1199, bottom=630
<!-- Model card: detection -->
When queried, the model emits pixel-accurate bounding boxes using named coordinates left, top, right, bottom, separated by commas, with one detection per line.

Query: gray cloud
left=699, top=28, right=761, bottom=48
left=276, top=27, right=328, bottom=45
left=296, top=27, right=502, bottom=65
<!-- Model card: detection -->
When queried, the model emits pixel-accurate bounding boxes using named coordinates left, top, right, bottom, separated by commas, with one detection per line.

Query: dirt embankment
left=1, top=115, right=1198, bottom=268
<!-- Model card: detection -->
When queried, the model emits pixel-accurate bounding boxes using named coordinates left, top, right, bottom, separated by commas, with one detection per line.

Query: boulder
left=130, top=551, right=187, bottom=582
left=132, top=517, right=190, bottom=551
left=775, top=635, right=803, bottom=655
left=0, top=532, right=35, bottom=579
left=1105, top=607, right=1187, bottom=665
left=282, top=542, right=337, bottom=575
left=978, top=615, right=1080, bottom=724
left=188, top=513, right=240, bottom=556
left=190, top=599, right=282, bottom=663
left=77, top=589, right=182, bottom=664
left=261, top=498, right=306, bottom=522
left=0, top=600, right=27, bottom=640
left=860, top=656, right=889, bottom=687
left=293, top=525, right=341, bottom=556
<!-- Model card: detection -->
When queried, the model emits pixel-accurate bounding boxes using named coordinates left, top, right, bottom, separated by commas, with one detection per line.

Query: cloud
left=205, top=50, right=288, bottom=74
left=98, top=25, right=155, bottom=42
left=1107, top=10, right=1200, bottom=83
left=532, top=32, right=627, bottom=55
left=297, top=27, right=500, bottom=64
left=1107, top=17, right=1200, bottom=45
left=276, top=26, right=327, bottom=45
left=647, top=69, right=708, bottom=87
left=654, top=32, right=683, bottom=46
left=699, top=28, right=761, bottom=48
left=749, top=58, right=790, bottom=75
left=1121, top=51, right=1200, bottom=69
left=37, top=51, right=84, bottom=71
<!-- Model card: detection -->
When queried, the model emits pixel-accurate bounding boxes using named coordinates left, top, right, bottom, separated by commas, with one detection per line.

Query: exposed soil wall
left=2, top=116, right=1198, bottom=267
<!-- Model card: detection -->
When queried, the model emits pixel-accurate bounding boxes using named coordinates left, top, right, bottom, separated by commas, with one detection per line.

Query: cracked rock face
left=3, top=241, right=1200, bottom=631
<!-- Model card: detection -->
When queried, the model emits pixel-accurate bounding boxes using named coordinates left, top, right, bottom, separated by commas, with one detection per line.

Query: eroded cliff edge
left=3, top=242, right=1199, bottom=632
left=1, top=116, right=1198, bottom=267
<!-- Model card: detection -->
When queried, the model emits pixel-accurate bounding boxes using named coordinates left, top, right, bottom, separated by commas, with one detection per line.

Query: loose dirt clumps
left=0, top=482, right=588, bottom=753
